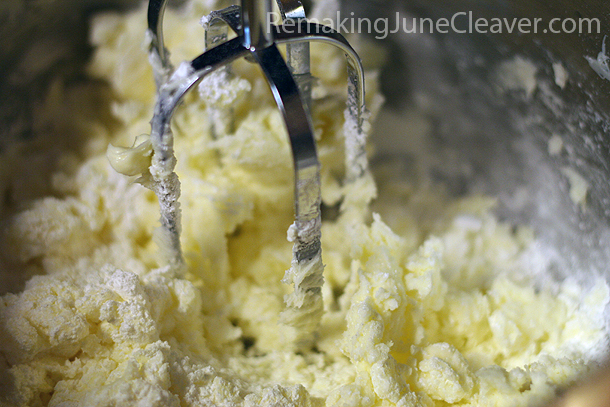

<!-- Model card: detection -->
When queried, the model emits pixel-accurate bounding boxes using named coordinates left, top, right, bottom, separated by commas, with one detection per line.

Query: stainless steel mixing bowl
left=357, top=0, right=610, bottom=279
left=1, top=0, right=609, bottom=405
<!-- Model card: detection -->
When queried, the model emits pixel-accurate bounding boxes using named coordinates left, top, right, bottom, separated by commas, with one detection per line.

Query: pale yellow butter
left=107, top=134, right=152, bottom=176
left=0, top=1, right=608, bottom=406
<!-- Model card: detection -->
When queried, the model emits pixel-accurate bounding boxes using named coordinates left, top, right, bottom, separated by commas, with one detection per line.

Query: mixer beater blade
left=144, top=0, right=367, bottom=337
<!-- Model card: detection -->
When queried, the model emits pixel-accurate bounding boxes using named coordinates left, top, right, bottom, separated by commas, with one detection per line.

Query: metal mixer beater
left=144, top=0, right=368, bottom=328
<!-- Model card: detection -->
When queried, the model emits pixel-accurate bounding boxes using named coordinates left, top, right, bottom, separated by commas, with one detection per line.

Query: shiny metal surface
left=382, top=0, right=610, bottom=274
left=278, top=0, right=313, bottom=112
left=147, top=0, right=171, bottom=70
left=241, top=0, right=274, bottom=49
left=1, top=0, right=609, bottom=403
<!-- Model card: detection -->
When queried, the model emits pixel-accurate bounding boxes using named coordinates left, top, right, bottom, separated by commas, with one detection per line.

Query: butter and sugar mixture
left=0, top=1, right=609, bottom=406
